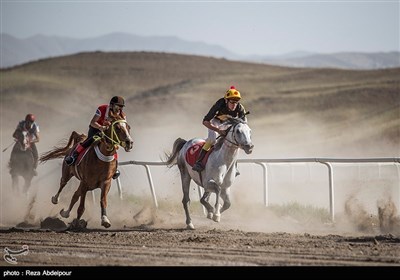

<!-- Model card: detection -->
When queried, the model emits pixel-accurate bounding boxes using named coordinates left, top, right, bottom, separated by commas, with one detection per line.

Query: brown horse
left=8, top=130, right=35, bottom=194
left=40, top=117, right=133, bottom=228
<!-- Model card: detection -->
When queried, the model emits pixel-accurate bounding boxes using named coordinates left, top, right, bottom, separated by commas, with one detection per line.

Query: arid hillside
left=1, top=51, right=399, bottom=159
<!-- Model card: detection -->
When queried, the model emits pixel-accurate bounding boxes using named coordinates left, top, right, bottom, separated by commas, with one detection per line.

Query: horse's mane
left=109, top=113, right=124, bottom=122
left=40, top=131, right=86, bottom=163
left=213, top=117, right=246, bottom=151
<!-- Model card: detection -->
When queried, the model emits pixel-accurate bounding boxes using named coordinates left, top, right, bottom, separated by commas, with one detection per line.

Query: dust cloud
left=1, top=104, right=399, bottom=237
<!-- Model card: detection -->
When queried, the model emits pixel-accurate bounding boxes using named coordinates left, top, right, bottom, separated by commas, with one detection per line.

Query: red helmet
left=25, top=114, right=35, bottom=122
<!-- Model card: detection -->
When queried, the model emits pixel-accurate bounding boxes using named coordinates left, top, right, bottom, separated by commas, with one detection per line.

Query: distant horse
left=165, top=118, right=254, bottom=229
left=8, top=130, right=35, bottom=193
left=40, top=116, right=133, bottom=228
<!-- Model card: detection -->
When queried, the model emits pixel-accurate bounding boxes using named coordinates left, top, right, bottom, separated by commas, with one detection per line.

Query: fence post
left=116, top=177, right=123, bottom=200
left=318, top=161, right=335, bottom=222
left=118, top=158, right=399, bottom=219
left=143, top=165, right=158, bottom=208
left=255, top=162, right=268, bottom=207
left=396, top=163, right=400, bottom=211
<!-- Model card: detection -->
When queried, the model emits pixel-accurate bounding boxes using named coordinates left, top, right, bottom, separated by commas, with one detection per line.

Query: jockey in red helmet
left=64, top=96, right=126, bottom=179
left=12, top=114, right=40, bottom=176
left=192, top=86, right=247, bottom=174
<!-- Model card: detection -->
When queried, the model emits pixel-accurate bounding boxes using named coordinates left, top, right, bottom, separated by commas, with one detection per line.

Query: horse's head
left=225, top=118, right=254, bottom=154
left=15, top=130, right=31, bottom=152
left=103, top=117, right=134, bottom=152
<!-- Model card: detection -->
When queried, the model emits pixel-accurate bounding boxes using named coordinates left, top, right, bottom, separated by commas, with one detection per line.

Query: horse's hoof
left=207, top=212, right=213, bottom=220
left=69, top=219, right=78, bottom=229
left=186, top=223, right=195, bottom=230
left=101, top=215, right=111, bottom=228
left=212, top=214, right=221, bottom=223
left=78, top=219, right=87, bottom=228
left=51, top=196, right=59, bottom=204
left=60, top=209, right=70, bottom=218
left=102, top=221, right=111, bottom=228
left=69, top=219, right=86, bottom=230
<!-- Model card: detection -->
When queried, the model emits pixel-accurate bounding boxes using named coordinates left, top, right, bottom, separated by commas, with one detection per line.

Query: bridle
left=93, top=119, right=130, bottom=151
left=223, top=122, right=246, bottom=149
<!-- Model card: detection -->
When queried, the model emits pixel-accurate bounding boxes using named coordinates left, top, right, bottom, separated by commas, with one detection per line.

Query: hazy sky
left=1, top=0, right=399, bottom=55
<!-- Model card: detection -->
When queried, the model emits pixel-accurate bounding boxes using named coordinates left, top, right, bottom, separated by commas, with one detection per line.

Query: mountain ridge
left=2, top=32, right=399, bottom=70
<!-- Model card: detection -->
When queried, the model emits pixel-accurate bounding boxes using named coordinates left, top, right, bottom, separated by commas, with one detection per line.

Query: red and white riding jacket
left=95, top=104, right=126, bottom=125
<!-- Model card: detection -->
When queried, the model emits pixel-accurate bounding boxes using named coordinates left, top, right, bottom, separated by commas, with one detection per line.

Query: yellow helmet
left=224, top=86, right=241, bottom=100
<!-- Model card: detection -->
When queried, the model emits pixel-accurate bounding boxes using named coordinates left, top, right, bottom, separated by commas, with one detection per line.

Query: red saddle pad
left=185, top=140, right=213, bottom=167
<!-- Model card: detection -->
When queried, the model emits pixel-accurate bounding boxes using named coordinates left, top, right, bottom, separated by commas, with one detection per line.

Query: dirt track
left=1, top=224, right=400, bottom=267
left=1, top=195, right=400, bottom=267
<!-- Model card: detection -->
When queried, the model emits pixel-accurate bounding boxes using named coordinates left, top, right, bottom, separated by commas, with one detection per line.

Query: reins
left=93, top=119, right=128, bottom=152
left=222, top=123, right=242, bottom=148
left=214, top=112, right=251, bottom=148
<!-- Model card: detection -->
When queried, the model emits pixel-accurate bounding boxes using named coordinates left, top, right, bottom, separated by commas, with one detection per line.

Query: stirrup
left=112, top=170, right=121, bottom=180
left=65, top=156, right=75, bottom=166
left=192, top=162, right=204, bottom=172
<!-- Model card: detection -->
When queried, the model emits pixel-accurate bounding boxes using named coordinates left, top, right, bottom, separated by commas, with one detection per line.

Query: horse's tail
left=164, top=137, right=187, bottom=168
left=39, top=131, right=86, bottom=163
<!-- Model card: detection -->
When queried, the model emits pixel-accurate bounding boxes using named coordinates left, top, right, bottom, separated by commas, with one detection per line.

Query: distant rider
left=12, top=114, right=40, bottom=176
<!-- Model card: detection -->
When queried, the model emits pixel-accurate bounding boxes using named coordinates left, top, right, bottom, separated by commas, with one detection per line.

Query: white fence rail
left=118, top=158, right=400, bottom=221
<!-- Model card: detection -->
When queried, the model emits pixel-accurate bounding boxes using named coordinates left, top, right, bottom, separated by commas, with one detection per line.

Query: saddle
left=185, top=140, right=214, bottom=167
left=73, top=144, right=118, bottom=166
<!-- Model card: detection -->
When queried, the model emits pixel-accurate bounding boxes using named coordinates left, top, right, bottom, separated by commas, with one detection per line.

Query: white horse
left=165, top=118, right=253, bottom=229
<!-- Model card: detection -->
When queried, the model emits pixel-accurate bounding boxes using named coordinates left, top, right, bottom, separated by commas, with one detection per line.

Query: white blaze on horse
left=165, top=117, right=253, bottom=229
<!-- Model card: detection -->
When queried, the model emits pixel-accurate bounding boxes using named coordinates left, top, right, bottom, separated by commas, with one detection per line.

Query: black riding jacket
left=203, top=98, right=246, bottom=122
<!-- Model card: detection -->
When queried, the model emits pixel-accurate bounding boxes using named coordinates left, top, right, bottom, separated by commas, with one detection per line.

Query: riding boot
left=192, top=148, right=207, bottom=172
left=65, top=143, right=84, bottom=166
left=80, top=135, right=96, bottom=149
left=112, top=161, right=120, bottom=180
left=65, top=133, right=97, bottom=166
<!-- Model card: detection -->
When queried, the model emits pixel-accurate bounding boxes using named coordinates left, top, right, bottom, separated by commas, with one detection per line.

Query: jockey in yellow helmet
left=192, top=86, right=247, bottom=172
